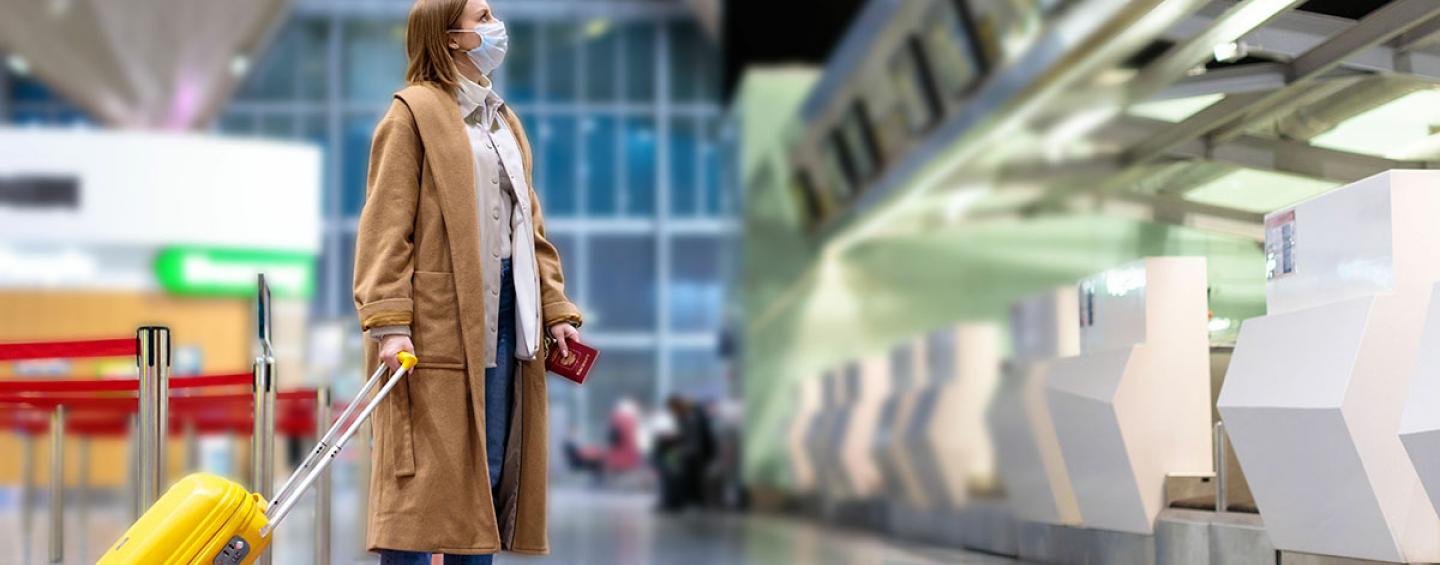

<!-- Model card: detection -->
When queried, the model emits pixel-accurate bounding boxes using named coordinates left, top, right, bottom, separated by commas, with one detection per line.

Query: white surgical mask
left=450, top=21, right=508, bottom=74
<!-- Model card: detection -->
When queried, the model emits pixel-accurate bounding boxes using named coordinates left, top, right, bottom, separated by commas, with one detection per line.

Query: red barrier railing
left=0, top=408, right=323, bottom=437
left=0, top=372, right=251, bottom=394
left=0, top=363, right=329, bottom=438
left=0, top=388, right=319, bottom=411
left=0, top=337, right=137, bottom=361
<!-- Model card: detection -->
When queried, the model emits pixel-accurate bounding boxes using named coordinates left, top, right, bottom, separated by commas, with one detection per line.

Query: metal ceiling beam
left=1126, top=91, right=1267, bottom=164
left=1127, top=0, right=1309, bottom=99
left=1204, top=133, right=1426, bottom=181
left=1037, top=60, right=1356, bottom=126
left=1154, top=62, right=1289, bottom=99
left=1202, top=72, right=1364, bottom=143
left=817, top=0, right=1217, bottom=245
left=1130, top=0, right=1440, bottom=164
left=1391, top=14, right=1440, bottom=52
left=985, top=0, right=1316, bottom=233
left=1104, top=115, right=1419, bottom=182
left=1288, top=1, right=1440, bottom=80
left=1000, top=114, right=1420, bottom=210
left=1168, top=5, right=1440, bottom=80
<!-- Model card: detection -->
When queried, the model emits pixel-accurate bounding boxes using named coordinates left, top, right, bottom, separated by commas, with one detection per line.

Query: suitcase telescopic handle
left=260, top=352, right=418, bottom=536
left=269, top=363, right=386, bottom=509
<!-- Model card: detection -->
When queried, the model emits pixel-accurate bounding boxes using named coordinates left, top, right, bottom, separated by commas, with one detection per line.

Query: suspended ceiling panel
left=0, top=0, right=289, bottom=129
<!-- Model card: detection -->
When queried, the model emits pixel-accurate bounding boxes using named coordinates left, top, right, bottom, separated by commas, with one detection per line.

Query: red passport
left=546, top=339, right=598, bottom=384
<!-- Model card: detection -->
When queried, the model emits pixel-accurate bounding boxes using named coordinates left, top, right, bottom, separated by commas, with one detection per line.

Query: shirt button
left=492, top=208, right=501, bottom=220
left=491, top=178, right=499, bottom=185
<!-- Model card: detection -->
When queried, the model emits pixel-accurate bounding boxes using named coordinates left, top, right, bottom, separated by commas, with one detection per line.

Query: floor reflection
left=0, top=482, right=1025, bottom=564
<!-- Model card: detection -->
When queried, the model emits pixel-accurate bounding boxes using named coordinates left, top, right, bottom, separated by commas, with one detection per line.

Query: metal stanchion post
left=1214, top=421, right=1228, bottom=513
left=252, top=354, right=275, bottom=565
left=315, top=387, right=332, bottom=565
left=49, top=405, right=65, bottom=564
left=184, top=420, right=199, bottom=473
left=125, top=414, right=140, bottom=521
left=252, top=274, right=278, bottom=565
left=22, top=433, right=35, bottom=565
left=136, top=326, right=171, bottom=509
left=79, top=436, right=91, bottom=563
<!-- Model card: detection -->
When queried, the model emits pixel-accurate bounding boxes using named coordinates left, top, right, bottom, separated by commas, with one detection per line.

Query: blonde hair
left=405, top=0, right=467, bottom=91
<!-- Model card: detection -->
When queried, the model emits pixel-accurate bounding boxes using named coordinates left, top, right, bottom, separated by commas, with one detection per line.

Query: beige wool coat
left=352, top=81, right=582, bottom=555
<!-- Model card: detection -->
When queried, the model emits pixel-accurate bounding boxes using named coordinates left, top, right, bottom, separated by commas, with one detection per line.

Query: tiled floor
left=0, top=481, right=1024, bottom=564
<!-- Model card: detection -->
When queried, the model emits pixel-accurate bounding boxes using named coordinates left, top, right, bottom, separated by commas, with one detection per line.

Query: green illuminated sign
left=155, top=247, right=315, bottom=299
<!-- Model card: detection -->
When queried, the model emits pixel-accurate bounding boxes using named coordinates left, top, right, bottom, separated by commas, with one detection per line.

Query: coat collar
left=456, top=74, right=505, bottom=129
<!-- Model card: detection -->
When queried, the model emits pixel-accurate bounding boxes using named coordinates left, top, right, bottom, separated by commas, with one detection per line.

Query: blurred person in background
left=351, top=0, right=584, bottom=563
left=561, top=424, right=604, bottom=482
left=562, top=398, right=644, bottom=484
left=701, top=395, right=746, bottom=510
left=653, top=395, right=717, bottom=512
left=603, top=398, right=645, bottom=477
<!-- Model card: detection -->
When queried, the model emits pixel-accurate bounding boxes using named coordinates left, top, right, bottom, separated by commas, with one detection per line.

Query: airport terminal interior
left=7, top=0, right=1440, bottom=563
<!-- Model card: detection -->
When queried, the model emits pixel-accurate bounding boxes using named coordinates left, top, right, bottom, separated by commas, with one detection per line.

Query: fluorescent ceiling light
left=1311, top=89, right=1440, bottom=159
left=1212, top=41, right=1246, bottom=63
left=1128, top=94, right=1222, bottom=123
left=1184, top=168, right=1338, bottom=213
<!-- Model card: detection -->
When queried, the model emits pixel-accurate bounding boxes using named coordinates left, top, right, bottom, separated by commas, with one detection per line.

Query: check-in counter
left=903, top=324, right=1001, bottom=509
left=787, top=374, right=822, bottom=493
left=988, top=287, right=1082, bottom=526
left=806, top=370, right=848, bottom=501
left=1221, top=171, right=1440, bottom=562
left=872, top=340, right=929, bottom=505
left=1046, top=257, right=1212, bottom=534
left=1405, top=287, right=1440, bottom=541
left=831, top=356, right=891, bottom=500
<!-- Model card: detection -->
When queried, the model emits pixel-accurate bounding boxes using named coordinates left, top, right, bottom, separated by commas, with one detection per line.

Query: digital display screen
left=926, top=1, right=987, bottom=97
left=889, top=37, right=943, bottom=134
left=837, top=101, right=881, bottom=181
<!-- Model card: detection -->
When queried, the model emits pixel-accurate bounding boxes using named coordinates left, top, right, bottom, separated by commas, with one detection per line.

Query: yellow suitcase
left=97, top=352, right=416, bottom=565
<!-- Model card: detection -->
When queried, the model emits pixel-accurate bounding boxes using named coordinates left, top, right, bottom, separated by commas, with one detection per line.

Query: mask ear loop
left=446, top=28, right=485, bottom=51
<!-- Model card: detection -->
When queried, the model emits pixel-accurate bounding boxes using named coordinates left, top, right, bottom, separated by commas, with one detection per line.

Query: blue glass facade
left=0, top=0, right=735, bottom=439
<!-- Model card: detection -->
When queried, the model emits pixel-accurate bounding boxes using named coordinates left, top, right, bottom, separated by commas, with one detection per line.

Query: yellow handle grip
left=397, top=351, right=418, bottom=370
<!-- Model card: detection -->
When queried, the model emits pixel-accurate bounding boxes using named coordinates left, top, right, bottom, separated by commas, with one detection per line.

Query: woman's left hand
left=548, top=323, right=580, bottom=357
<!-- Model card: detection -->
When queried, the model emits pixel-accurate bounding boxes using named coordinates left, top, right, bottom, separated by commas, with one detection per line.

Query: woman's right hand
left=379, top=334, right=415, bottom=372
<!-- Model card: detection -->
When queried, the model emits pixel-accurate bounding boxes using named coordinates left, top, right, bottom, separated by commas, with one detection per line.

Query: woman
left=352, top=0, right=583, bottom=562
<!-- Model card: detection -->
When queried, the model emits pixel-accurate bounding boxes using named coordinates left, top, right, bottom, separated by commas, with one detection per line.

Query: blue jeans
left=379, top=259, right=515, bottom=565
left=379, top=552, right=492, bottom=565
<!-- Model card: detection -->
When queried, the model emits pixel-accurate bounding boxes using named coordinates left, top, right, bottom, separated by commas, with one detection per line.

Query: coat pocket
left=411, top=271, right=466, bottom=369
